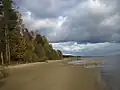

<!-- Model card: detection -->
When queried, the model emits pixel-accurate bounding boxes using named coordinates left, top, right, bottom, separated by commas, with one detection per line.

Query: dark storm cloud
left=15, top=0, right=120, bottom=43
left=14, top=0, right=120, bottom=56
left=61, top=0, right=120, bottom=43
left=15, top=0, right=82, bottom=18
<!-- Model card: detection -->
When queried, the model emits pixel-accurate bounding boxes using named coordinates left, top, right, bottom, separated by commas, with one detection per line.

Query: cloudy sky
left=15, top=0, right=120, bottom=56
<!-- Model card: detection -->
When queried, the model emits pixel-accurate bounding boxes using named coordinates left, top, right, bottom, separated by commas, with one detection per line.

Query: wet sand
left=0, top=61, right=106, bottom=90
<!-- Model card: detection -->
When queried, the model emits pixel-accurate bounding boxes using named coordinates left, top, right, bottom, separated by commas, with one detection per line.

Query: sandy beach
left=0, top=61, right=106, bottom=90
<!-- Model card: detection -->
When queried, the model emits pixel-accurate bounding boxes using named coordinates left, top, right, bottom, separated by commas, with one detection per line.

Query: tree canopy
left=0, top=0, right=63, bottom=65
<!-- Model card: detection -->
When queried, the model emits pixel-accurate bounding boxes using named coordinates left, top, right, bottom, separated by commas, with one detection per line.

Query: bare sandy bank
left=0, top=60, right=107, bottom=90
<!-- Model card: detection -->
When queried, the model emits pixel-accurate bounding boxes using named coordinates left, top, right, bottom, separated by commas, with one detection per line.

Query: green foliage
left=47, top=49, right=57, bottom=60
left=34, top=43, right=46, bottom=61
left=23, top=50, right=32, bottom=63
left=32, top=53, right=39, bottom=62
left=34, top=34, right=44, bottom=45
left=24, top=50, right=39, bottom=63
left=10, top=30, right=27, bottom=60
left=57, top=50, right=63, bottom=59
left=0, top=0, right=63, bottom=65
left=42, top=36, right=49, bottom=44
left=0, top=23, right=5, bottom=54
left=23, top=29, right=33, bottom=41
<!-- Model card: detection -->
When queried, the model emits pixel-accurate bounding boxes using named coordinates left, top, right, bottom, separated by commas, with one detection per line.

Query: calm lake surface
left=84, top=56, right=120, bottom=90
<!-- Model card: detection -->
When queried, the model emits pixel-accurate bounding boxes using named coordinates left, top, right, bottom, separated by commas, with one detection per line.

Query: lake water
left=68, top=56, right=120, bottom=90
left=84, top=56, right=120, bottom=90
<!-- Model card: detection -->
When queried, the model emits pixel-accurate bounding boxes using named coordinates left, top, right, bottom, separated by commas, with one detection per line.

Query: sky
left=14, top=0, right=120, bottom=56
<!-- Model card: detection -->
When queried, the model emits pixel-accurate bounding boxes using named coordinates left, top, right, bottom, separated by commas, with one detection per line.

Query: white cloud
left=22, top=11, right=67, bottom=30
left=100, top=14, right=120, bottom=27
left=52, top=42, right=120, bottom=56
left=18, top=0, right=120, bottom=43
left=22, top=11, right=57, bottom=30
left=87, top=0, right=113, bottom=14
left=15, top=0, right=120, bottom=56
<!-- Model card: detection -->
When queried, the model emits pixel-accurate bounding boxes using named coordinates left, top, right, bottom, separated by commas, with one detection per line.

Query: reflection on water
left=68, top=59, right=103, bottom=68
left=69, top=56, right=120, bottom=90
left=84, top=56, right=120, bottom=90
left=100, top=56, right=120, bottom=90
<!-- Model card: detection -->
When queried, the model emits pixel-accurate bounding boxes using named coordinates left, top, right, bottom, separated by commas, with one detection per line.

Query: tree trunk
left=5, top=25, right=10, bottom=65
left=3, top=0, right=11, bottom=66
left=1, top=52, right=4, bottom=65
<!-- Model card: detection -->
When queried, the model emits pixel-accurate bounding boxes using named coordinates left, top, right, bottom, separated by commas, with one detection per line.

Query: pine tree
left=57, top=50, right=63, bottom=59
left=2, top=0, right=13, bottom=65
left=10, top=29, right=27, bottom=61
left=2, top=0, right=27, bottom=62
left=0, top=0, right=63, bottom=64
left=0, top=0, right=4, bottom=64
left=34, top=34, right=46, bottom=61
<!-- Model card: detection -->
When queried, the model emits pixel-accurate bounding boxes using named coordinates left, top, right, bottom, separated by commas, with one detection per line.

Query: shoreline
left=0, top=59, right=107, bottom=90
left=7, top=59, right=68, bottom=69
left=6, top=59, right=104, bottom=69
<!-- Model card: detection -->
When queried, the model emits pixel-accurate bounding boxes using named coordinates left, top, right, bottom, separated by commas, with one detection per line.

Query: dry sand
left=0, top=61, right=106, bottom=90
